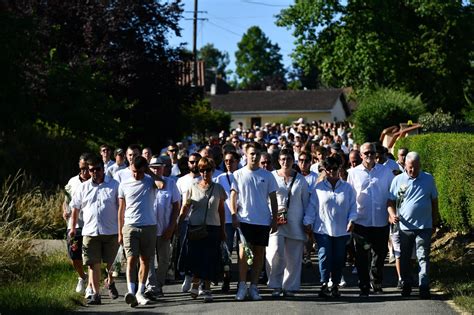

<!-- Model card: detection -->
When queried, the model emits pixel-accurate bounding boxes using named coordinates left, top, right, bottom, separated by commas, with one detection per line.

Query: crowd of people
left=62, top=119, right=439, bottom=306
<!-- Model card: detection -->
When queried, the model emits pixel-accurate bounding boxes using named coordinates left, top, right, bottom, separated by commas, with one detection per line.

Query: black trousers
left=353, top=224, right=389, bottom=290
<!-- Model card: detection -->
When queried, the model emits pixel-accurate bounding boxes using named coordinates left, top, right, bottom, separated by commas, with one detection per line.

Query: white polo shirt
left=70, top=176, right=119, bottom=236
left=154, top=177, right=180, bottom=236
left=347, top=163, right=394, bottom=227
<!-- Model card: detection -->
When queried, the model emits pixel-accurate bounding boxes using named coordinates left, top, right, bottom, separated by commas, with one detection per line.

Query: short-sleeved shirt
left=114, top=167, right=133, bottom=183
left=118, top=176, right=157, bottom=227
left=65, top=175, right=86, bottom=229
left=216, top=172, right=235, bottom=224
left=347, top=163, right=394, bottom=227
left=70, top=176, right=119, bottom=236
left=188, top=182, right=227, bottom=226
left=106, top=163, right=127, bottom=178
left=389, top=171, right=438, bottom=230
left=231, top=167, right=278, bottom=226
left=154, top=177, right=180, bottom=236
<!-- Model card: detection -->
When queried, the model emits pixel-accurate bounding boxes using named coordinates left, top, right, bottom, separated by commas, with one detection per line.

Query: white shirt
left=171, top=163, right=181, bottom=177
left=272, top=171, right=311, bottom=241
left=310, top=179, right=357, bottom=237
left=65, top=175, right=86, bottom=229
left=70, top=176, right=119, bottom=236
left=212, top=169, right=224, bottom=182
left=347, top=163, right=394, bottom=227
left=114, top=167, right=133, bottom=183
left=383, top=158, right=400, bottom=173
left=106, top=163, right=126, bottom=178
left=303, top=171, right=319, bottom=193
left=216, top=172, right=235, bottom=224
left=310, top=162, right=320, bottom=175
left=118, top=176, right=157, bottom=226
left=231, top=167, right=278, bottom=226
left=154, top=177, right=180, bottom=236
left=176, top=174, right=201, bottom=201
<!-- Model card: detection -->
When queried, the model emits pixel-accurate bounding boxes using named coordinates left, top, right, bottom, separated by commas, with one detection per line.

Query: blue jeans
left=399, top=228, right=431, bottom=290
left=314, top=233, right=350, bottom=285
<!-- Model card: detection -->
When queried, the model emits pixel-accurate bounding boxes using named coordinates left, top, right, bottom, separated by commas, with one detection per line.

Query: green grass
left=431, top=236, right=474, bottom=313
left=0, top=253, right=83, bottom=315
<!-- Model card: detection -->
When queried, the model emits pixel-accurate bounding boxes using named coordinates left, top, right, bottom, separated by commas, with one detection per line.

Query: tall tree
left=198, top=43, right=230, bottom=88
left=235, top=26, right=286, bottom=90
left=277, top=0, right=473, bottom=114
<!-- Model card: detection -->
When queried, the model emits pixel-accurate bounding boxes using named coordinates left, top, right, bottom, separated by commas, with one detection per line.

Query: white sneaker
left=181, top=275, right=192, bottom=293
left=84, top=286, right=94, bottom=299
left=339, top=275, right=346, bottom=287
left=248, top=284, right=262, bottom=301
left=328, top=278, right=334, bottom=288
left=75, top=276, right=87, bottom=293
left=136, top=292, right=151, bottom=305
left=235, top=282, right=248, bottom=301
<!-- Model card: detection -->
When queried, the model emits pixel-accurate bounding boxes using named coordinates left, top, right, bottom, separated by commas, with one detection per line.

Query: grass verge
left=431, top=231, right=474, bottom=313
left=0, top=252, right=83, bottom=315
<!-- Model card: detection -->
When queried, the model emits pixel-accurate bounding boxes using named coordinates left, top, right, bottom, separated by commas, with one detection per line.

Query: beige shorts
left=82, top=234, right=119, bottom=265
left=122, top=225, right=157, bottom=258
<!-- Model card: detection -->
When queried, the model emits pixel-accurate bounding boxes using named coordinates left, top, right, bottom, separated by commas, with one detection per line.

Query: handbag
left=276, top=171, right=297, bottom=225
left=187, top=183, right=214, bottom=241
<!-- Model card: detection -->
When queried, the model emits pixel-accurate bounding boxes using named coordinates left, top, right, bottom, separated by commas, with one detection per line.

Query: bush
left=418, top=108, right=455, bottom=132
left=351, top=88, right=426, bottom=143
left=395, top=133, right=474, bottom=232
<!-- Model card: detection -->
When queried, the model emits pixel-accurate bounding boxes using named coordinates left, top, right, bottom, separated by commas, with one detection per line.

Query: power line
left=241, top=0, right=289, bottom=7
left=206, top=21, right=242, bottom=37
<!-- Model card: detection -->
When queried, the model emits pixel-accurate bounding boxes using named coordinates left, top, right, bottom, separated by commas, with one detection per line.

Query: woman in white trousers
left=266, top=149, right=314, bottom=297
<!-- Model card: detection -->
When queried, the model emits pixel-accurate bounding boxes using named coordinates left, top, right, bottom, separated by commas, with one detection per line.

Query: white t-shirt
left=106, top=163, right=126, bottom=178
left=65, top=175, right=86, bottom=229
left=176, top=174, right=201, bottom=201
left=216, top=172, right=235, bottom=224
left=114, top=167, right=133, bottom=183
left=231, top=167, right=278, bottom=226
left=70, top=176, right=119, bottom=236
left=118, top=176, right=157, bottom=226
left=154, top=177, right=180, bottom=236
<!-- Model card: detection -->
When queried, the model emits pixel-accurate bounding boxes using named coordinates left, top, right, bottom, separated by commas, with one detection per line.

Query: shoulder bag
left=276, top=171, right=297, bottom=225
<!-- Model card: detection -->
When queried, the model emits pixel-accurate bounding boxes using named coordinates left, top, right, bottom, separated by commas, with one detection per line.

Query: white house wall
left=330, top=98, right=347, bottom=122
left=230, top=112, right=334, bottom=130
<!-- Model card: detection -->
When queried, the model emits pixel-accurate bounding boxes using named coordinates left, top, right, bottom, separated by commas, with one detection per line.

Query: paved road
left=73, top=255, right=459, bottom=315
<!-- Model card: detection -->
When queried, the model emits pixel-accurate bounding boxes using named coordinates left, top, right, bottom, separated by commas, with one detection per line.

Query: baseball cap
left=149, top=156, right=166, bottom=167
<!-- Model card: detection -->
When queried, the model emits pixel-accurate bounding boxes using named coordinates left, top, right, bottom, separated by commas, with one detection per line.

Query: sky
left=167, top=0, right=296, bottom=78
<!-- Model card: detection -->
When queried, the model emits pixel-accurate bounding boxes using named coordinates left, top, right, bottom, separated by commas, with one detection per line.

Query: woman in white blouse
left=266, top=149, right=313, bottom=297
left=311, top=156, right=357, bottom=298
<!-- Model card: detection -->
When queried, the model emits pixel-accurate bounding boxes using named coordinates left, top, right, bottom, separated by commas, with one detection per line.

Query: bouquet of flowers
left=237, top=227, right=254, bottom=265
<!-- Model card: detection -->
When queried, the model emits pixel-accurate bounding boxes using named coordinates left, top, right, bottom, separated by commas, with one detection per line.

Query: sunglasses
left=189, top=160, right=198, bottom=164
left=88, top=167, right=102, bottom=173
left=168, top=149, right=177, bottom=152
left=199, top=168, right=212, bottom=173
left=260, top=160, right=270, bottom=165
left=363, top=151, right=375, bottom=156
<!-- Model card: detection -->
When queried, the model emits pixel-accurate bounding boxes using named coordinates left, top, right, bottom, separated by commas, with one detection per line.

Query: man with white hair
left=388, top=152, right=439, bottom=299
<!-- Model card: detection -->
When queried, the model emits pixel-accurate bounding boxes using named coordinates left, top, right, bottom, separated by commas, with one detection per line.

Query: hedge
left=395, top=133, right=474, bottom=232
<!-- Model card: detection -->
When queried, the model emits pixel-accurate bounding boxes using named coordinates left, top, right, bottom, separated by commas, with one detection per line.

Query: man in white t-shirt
left=63, top=153, right=91, bottom=294
left=230, top=142, right=278, bottom=301
left=175, top=152, right=201, bottom=292
left=145, top=156, right=180, bottom=299
left=114, top=144, right=141, bottom=184
left=118, top=156, right=163, bottom=307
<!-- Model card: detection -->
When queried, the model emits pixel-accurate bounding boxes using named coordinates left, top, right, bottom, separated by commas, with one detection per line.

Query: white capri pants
left=266, top=234, right=304, bottom=291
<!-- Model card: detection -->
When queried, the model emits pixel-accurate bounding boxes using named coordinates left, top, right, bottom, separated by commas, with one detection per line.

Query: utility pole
left=192, top=0, right=198, bottom=87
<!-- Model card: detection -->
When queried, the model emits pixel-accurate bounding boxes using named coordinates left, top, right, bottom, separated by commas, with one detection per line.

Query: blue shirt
left=389, top=171, right=438, bottom=230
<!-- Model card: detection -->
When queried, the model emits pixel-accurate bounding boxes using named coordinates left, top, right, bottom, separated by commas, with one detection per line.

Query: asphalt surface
left=71, top=253, right=459, bottom=315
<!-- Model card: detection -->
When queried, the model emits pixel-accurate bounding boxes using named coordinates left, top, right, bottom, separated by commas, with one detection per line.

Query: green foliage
left=351, top=88, right=426, bottom=143
left=235, top=26, right=286, bottom=90
left=198, top=43, right=231, bottom=84
left=418, top=108, right=455, bottom=132
left=395, top=133, right=474, bottom=232
left=183, top=99, right=231, bottom=138
left=276, top=0, right=473, bottom=114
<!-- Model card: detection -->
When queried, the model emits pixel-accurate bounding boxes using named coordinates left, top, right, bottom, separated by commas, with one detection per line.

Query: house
left=209, top=88, right=351, bottom=129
